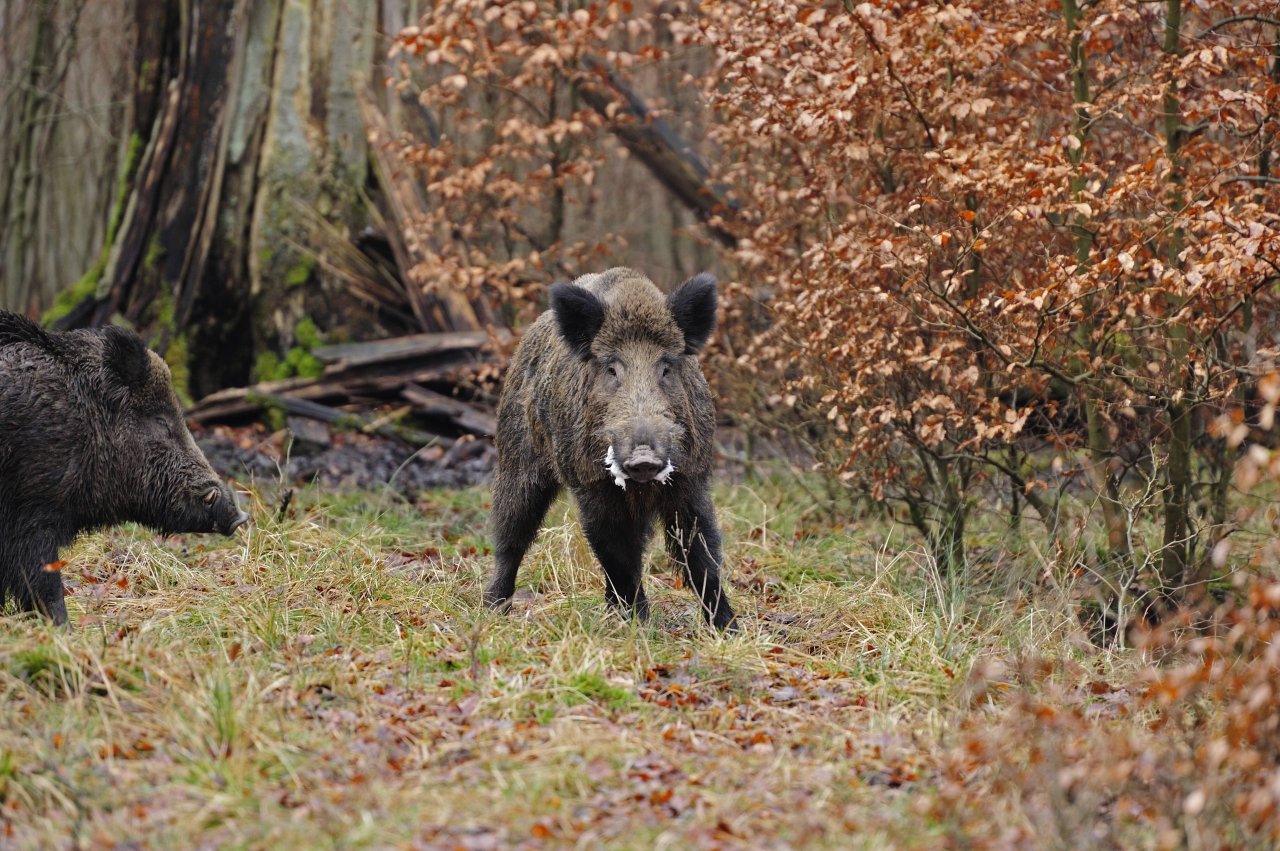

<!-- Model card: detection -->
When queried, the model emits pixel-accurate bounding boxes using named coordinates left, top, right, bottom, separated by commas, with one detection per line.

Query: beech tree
left=389, top=0, right=730, bottom=339
left=695, top=1, right=1280, bottom=608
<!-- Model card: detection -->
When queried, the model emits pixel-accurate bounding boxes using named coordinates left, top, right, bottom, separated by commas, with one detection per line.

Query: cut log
left=401, top=382, right=497, bottom=437
left=311, top=329, right=494, bottom=368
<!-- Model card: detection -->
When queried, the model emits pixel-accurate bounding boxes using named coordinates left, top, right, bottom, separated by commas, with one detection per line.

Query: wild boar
left=484, top=268, right=736, bottom=630
left=0, top=311, right=249, bottom=625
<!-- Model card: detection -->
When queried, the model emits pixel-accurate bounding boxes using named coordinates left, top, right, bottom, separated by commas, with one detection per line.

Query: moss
left=42, top=271, right=100, bottom=325
left=263, top=318, right=327, bottom=380
left=164, top=333, right=193, bottom=407
left=138, top=291, right=192, bottom=404
left=284, top=347, right=325, bottom=379
left=284, top=255, right=315, bottom=288
left=112, top=133, right=144, bottom=238
left=254, top=352, right=286, bottom=383
left=143, top=234, right=165, bottom=273
left=565, top=672, right=635, bottom=712
left=294, top=316, right=322, bottom=349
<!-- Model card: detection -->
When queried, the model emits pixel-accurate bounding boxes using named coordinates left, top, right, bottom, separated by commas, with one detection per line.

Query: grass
left=0, top=473, right=1154, bottom=848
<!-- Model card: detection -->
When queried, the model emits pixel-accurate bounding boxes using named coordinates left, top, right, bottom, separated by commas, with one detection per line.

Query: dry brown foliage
left=390, top=1, right=711, bottom=330
left=694, top=0, right=1280, bottom=587
left=916, top=575, right=1280, bottom=848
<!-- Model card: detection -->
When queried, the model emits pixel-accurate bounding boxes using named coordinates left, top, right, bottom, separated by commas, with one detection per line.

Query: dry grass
left=0, top=475, right=1167, bottom=848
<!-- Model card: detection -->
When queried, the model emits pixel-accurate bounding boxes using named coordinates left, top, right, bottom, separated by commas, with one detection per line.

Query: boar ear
left=668, top=273, right=717, bottom=355
left=551, top=283, right=605, bottom=360
left=101, top=325, right=152, bottom=390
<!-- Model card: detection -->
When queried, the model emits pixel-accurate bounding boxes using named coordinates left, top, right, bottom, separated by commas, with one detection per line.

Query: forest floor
left=0, top=465, right=1240, bottom=849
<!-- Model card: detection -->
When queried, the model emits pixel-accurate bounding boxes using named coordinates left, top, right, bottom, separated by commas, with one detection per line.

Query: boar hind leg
left=486, top=474, right=560, bottom=608
left=666, top=491, right=737, bottom=631
left=578, top=498, right=650, bottom=622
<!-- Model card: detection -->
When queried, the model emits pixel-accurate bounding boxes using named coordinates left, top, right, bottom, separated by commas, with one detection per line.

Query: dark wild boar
left=0, top=311, right=248, bottom=625
left=484, top=268, right=736, bottom=630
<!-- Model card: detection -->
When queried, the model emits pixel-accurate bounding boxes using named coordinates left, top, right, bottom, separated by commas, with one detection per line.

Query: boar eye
left=660, top=364, right=672, bottom=379
left=203, top=488, right=220, bottom=506
left=606, top=364, right=618, bottom=377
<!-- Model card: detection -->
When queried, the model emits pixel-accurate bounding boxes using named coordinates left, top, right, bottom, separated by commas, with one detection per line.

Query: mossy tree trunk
left=37, top=0, right=381, bottom=399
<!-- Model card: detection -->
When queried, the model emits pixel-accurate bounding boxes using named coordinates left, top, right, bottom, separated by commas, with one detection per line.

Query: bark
left=1159, top=0, right=1194, bottom=594
left=1063, top=0, right=1135, bottom=580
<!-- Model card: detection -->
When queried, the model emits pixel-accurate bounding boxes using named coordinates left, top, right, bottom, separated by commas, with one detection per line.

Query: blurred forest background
left=3, top=0, right=1280, bottom=627
left=0, top=0, right=724, bottom=395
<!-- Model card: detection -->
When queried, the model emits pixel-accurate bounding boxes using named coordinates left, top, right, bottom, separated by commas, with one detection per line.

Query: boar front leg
left=13, top=537, right=68, bottom=626
left=485, top=470, right=560, bottom=608
left=577, top=492, right=650, bottom=622
left=665, top=489, right=736, bottom=631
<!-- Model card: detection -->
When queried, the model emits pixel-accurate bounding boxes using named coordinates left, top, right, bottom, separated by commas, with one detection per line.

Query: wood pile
left=187, top=329, right=505, bottom=447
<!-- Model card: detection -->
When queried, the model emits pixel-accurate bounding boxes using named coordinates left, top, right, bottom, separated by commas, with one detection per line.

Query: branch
left=1198, top=15, right=1280, bottom=38
left=844, top=2, right=938, bottom=149
left=1220, top=175, right=1280, bottom=186
left=573, top=55, right=739, bottom=247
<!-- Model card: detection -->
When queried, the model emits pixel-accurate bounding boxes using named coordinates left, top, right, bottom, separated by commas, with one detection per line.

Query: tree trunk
left=1062, top=0, right=1135, bottom=583
left=0, top=0, right=125, bottom=315
left=56, top=0, right=385, bottom=398
left=1158, top=0, right=1195, bottom=595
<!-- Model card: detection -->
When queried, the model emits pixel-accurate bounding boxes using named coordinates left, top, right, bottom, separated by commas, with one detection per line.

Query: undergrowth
left=0, top=473, right=1271, bottom=848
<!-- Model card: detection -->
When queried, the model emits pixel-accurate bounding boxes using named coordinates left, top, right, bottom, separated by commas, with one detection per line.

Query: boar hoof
left=483, top=590, right=513, bottom=612
left=38, top=597, right=68, bottom=628
left=716, top=615, right=739, bottom=634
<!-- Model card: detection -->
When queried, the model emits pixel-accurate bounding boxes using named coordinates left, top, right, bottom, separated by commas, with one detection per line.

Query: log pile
left=187, top=329, right=506, bottom=446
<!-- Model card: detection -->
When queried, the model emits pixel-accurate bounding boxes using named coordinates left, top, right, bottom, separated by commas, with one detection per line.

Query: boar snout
left=623, top=449, right=666, bottom=483
left=185, top=478, right=249, bottom=535
left=224, top=507, right=251, bottom=536
left=604, top=421, right=681, bottom=488
left=212, top=483, right=250, bottom=535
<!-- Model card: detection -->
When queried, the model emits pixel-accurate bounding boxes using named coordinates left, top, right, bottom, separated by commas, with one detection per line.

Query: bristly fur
left=0, top=310, right=57, bottom=352
left=484, top=268, right=736, bottom=630
left=0, top=311, right=247, bottom=624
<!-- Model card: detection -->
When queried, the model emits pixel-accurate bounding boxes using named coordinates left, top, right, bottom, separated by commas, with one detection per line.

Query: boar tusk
left=603, top=445, right=628, bottom=490
left=654, top=460, right=676, bottom=484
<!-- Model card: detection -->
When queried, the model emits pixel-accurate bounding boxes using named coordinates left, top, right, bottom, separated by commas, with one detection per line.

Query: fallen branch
left=243, top=393, right=454, bottom=447
left=187, top=330, right=497, bottom=423
left=402, top=382, right=496, bottom=437
left=311, top=329, right=495, bottom=368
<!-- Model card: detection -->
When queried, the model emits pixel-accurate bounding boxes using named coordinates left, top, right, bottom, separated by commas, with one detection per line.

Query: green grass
left=0, top=474, right=1150, bottom=848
